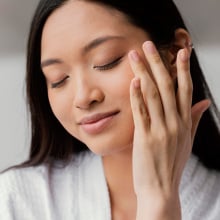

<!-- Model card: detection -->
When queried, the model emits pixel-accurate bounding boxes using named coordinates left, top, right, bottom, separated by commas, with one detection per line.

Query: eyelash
left=51, top=76, right=69, bottom=88
left=50, top=57, right=123, bottom=88
left=93, top=56, right=123, bottom=71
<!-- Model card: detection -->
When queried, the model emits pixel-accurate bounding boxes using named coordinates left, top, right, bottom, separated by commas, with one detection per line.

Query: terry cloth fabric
left=0, top=151, right=220, bottom=220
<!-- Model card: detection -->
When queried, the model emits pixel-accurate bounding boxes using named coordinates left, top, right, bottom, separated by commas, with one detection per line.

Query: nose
left=74, top=76, right=105, bottom=109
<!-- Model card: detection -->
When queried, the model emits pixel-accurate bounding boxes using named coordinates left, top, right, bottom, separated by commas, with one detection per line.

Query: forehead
left=43, top=1, right=126, bottom=29
left=41, top=1, right=145, bottom=56
left=42, top=2, right=126, bottom=44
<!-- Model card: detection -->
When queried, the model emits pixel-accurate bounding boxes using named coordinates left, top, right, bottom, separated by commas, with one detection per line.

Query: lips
left=79, top=111, right=119, bottom=125
left=78, top=111, right=119, bottom=134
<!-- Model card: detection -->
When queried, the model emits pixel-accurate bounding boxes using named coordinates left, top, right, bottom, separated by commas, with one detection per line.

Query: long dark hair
left=23, top=0, right=220, bottom=170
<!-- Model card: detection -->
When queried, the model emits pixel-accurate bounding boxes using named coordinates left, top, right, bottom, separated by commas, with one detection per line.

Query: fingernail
left=129, top=50, right=140, bottom=62
left=180, top=49, right=189, bottom=62
left=143, top=41, right=157, bottom=53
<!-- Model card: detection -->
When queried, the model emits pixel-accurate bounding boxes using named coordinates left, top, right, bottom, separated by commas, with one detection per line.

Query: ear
left=163, top=28, right=193, bottom=79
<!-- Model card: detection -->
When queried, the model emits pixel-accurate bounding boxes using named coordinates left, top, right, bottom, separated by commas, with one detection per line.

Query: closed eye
left=51, top=75, right=69, bottom=88
left=93, top=56, right=123, bottom=71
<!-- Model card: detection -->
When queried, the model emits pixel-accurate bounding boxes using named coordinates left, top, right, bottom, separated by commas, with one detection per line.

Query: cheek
left=47, top=89, right=73, bottom=124
left=111, top=62, right=134, bottom=97
left=48, top=90, right=81, bottom=139
left=109, top=63, right=135, bottom=125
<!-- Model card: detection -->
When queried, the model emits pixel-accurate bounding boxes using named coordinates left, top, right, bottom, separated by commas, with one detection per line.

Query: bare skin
left=41, top=1, right=210, bottom=219
left=104, top=42, right=210, bottom=220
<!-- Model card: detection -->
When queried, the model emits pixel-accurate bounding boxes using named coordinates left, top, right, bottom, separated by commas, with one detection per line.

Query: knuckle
left=157, top=129, right=169, bottom=143
left=138, top=103, right=147, bottom=115
left=183, top=119, right=192, bottom=130
left=162, top=79, right=174, bottom=92
left=139, top=65, right=147, bottom=73
left=149, top=87, right=159, bottom=100
left=154, top=124, right=179, bottom=145
left=169, top=121, right=179, bottom=136
left=151, top=54, right=161, bottom=64
left=132, top=100, right=149, bottom=120
left=180, top=82, right=193, bottom=95
left=136, top=63, right=147, bottom=75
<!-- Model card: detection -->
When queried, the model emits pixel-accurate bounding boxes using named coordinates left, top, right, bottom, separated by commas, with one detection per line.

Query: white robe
left=0, top=151, right=220, bottom=220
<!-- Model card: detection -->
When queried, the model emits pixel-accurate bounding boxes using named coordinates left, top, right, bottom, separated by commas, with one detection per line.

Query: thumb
left=191, top=99, right=211, bottom=142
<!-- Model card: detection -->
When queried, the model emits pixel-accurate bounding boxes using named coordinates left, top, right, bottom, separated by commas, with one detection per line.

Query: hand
left=128, top=41, right=210, bottom=220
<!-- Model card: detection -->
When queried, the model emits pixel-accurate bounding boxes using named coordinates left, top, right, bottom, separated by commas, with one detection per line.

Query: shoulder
left=180, top=154, right=220, bottom=220
left=0, top=162, right=51, bottom=219
left=0, top=163, right=48, bottom=196
left=0, top=150, right=101, bottom=219
left=0, top=150, right=97, bottom=194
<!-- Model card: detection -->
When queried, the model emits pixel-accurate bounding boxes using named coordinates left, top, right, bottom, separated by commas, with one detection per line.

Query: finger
left=130, top=77, right=150, bottom=130
left=128, top=50, right=165, bottom=127
left=191, top=99, right=211, bottom=142
left=176, top=48, right=193, bottom=123
left=142, top=41, right=178, bottom=123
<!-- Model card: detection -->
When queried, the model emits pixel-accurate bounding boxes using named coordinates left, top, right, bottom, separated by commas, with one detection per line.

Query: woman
left=1, top=0, right=220, bottom=219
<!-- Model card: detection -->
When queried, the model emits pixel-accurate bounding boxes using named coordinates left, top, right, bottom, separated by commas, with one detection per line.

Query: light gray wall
left=0, top=1, right=219, bottom=171
left=0, top=0, right=38, bottom=171
left=174, top=0, right=220, bottom=106
left=0, top=54, right=29, bottom=170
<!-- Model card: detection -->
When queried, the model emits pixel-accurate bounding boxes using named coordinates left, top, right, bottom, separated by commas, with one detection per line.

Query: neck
left=102, top=147, right=137, bottom=220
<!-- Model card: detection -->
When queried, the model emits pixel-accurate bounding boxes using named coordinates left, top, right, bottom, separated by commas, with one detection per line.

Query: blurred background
left=0, top=0, right=219, bottom=171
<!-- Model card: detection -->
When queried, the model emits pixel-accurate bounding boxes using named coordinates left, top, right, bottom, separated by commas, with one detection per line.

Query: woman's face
left=41, top=0, right=149, bottom=155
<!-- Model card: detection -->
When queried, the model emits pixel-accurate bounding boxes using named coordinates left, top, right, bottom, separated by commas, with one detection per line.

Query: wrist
left=136, top=191, right=181, bottom=220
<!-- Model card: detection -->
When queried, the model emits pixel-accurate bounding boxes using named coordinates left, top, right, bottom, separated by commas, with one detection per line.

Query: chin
left=85, top=138, right=133, bottom=157
left=74, top=123, right=134, bottom=156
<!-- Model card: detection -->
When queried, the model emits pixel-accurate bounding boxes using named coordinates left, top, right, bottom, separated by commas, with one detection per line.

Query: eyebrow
left=41, top=35, right=125, bottom=69
left=41, top=58, right=63, bottom=69
left=82, top=35, right=125, bottom=54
